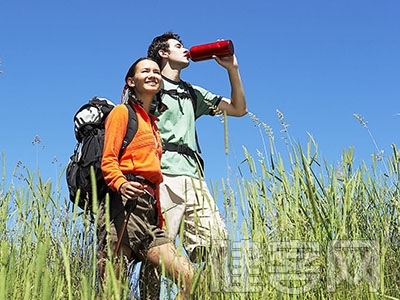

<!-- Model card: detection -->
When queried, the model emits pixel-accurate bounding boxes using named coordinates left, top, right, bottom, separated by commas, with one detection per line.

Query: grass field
left=1, top=114, right=400, bottom=299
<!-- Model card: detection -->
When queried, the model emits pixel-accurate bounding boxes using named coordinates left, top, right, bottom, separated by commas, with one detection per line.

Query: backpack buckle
left=177, top=144, right=186, bottom=154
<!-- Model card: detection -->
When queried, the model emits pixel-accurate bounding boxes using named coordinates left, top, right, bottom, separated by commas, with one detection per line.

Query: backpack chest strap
left=162, top=142, right=204, bottom=174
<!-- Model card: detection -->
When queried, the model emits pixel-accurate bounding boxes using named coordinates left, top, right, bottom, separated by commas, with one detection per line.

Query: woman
left=98, top=57, right=195, bottom=299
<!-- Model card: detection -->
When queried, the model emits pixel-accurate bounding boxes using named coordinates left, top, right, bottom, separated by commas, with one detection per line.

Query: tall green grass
left=0, top=155, right=102, bottom=299
left=1, top=111, right=400, bottom=299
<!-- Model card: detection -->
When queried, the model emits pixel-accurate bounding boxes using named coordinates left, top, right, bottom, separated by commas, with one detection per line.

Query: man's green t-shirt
left=154, top=76, right=221, bottom=178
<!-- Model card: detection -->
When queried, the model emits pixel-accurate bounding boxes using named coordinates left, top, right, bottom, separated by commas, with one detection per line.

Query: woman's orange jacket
left=101, top=103, right=163, bottom=225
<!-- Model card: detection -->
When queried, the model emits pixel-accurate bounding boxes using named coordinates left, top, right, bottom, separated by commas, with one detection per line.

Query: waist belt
left=143, top=186, right=155, bottom=199
left=125, top=174, right=156, bottom=199
left=162, top=142, right=204, bottom=173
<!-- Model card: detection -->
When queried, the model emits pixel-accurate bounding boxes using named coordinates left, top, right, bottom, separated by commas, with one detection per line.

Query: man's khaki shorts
left=159, top=174, right=228, bottom=260
left=97, top=190, right=170, bottom=261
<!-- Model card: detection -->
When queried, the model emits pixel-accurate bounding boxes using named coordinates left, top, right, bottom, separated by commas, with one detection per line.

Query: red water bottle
left=188, top=40, right=234, bottom=62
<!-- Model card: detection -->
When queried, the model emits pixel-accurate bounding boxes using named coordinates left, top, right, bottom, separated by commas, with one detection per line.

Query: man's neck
left=161, top=65, right=181, bottom=82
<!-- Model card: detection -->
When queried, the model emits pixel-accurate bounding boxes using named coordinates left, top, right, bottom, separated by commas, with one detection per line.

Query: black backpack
left=66, top=97, right=138, bottom=213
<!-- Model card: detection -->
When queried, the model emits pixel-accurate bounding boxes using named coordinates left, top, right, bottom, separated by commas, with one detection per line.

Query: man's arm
left=214, top=54, right=247, bottom=117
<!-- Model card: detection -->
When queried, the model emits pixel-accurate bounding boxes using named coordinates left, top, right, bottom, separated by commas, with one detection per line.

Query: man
left=146, top=31, right=247, bottom=296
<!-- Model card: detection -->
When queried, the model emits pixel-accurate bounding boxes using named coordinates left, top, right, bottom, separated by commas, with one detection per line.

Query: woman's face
left=128, top=59, right=161, bottom=98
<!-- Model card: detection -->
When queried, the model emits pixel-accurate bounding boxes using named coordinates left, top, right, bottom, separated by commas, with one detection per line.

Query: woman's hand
left=119, top=181, right=145, bottom=200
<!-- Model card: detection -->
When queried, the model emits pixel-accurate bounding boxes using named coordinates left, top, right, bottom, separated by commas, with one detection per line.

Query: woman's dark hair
left=125, top=57, right=155, bottom=83
left=147, top=32, right=183, bottom=67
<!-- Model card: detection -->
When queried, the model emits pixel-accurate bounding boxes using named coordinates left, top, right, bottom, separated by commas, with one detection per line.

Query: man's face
left=166, top=39, right=190, bottom=67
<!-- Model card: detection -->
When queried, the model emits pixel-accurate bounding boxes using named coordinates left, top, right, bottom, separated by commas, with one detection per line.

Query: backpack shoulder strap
left=181, top=80, right=197, bottom=119
left=181, top=80, right=202, bottom=153
left=150, top=92, right=163, bottom=116
left=119, top=103, right=138, bottom=158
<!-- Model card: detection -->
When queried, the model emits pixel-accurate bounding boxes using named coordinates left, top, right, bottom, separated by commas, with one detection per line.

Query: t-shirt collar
left=162, top=75, right=181, bottom=85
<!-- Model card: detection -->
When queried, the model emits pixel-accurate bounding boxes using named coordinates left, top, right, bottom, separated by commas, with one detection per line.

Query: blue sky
left=1, top=0, right=400, bottom=208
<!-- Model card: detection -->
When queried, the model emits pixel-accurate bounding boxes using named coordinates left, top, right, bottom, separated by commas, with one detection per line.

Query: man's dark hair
left=147, top=32, right=183, bottom=67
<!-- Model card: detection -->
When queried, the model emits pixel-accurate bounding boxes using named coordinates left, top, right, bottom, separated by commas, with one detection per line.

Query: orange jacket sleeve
left=101, top=104, right=129, bottom=192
